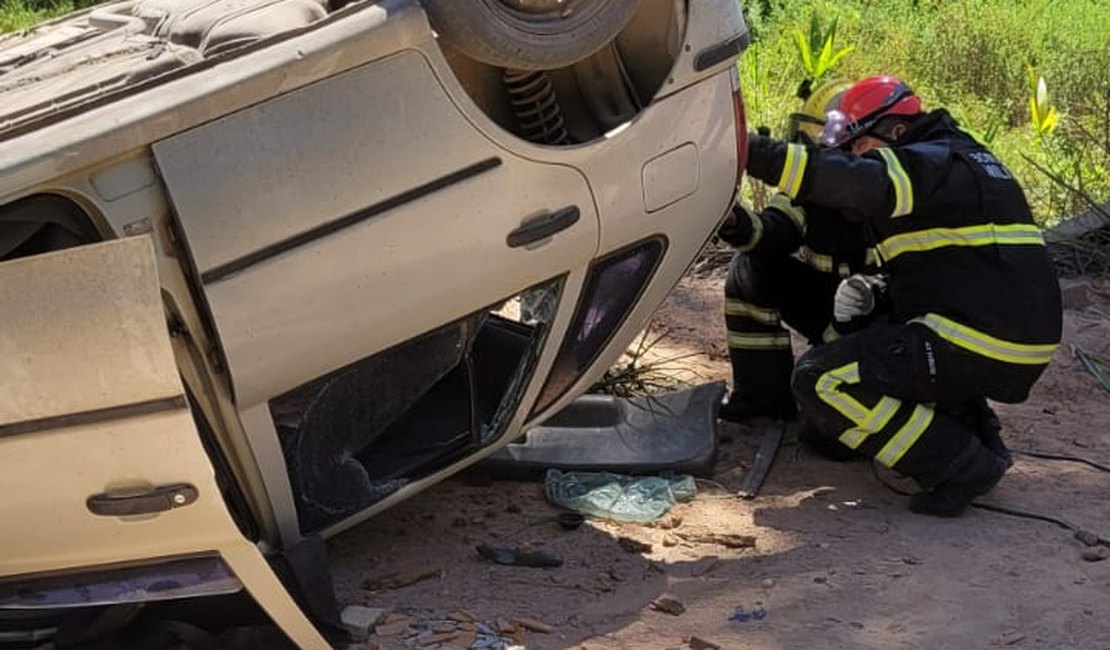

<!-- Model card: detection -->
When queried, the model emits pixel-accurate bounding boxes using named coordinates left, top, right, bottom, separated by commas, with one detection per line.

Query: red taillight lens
left=730, top=66, right=748, bottom=184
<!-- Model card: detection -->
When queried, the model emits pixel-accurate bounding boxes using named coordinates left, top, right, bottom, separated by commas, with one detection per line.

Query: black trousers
left=791, top=322, right=1048, bottom=486
left=723, top=252, right=841, bottom=414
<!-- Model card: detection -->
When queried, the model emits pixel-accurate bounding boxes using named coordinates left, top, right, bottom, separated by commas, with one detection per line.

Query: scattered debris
left=687, top=635, right=721, bottom=650
left=728, top=603, right=766, bottom=622
left=650, top=595, right=686, bottom=616
left=1074, top=529, right=1101, bottom=547
left=363, top=563, right=444, bottom=591
left=514, top=617, right=555, bottom=634
left=992, top=632, right=1027, bottom=646
left=373, top=620, right=412, bottom=637
left=617, top=536, right=653, bottom=554
left=339, top=605, right=388, bottom=637
left=676, top=531, right=757, bottom=549
left=476, top=544, right=563, bottom=568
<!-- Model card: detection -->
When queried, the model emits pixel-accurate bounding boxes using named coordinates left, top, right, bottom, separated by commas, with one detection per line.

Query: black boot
left=796, top=420, right=866, bottom=462
left=910, top=444, right=1009, bottom=517
left=719, top=392, right=796, bottom=423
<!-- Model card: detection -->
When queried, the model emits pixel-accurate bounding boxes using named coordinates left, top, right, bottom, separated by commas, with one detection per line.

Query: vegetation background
left=2, top=0, right=1108, bottom=225
left=738, top=0, right=1110, bottom=226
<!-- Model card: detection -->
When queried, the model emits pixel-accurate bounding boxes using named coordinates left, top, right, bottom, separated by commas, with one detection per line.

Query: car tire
left=420, top=0, right=642, bottom=70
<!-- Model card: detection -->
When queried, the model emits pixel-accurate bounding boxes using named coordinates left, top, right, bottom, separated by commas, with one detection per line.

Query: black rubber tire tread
left=421, top=0, right=643, bottom=70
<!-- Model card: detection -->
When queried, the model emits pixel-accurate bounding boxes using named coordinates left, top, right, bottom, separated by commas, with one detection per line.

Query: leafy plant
left=1027, top=63, right=1060, bottom=137
left=793, top=11, right=854, bottom=85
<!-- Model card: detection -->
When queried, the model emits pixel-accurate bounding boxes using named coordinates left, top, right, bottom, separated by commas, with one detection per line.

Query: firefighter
left=718, top=81, right=880, bottom=435
left=743, top=75, right=1063, bottom=516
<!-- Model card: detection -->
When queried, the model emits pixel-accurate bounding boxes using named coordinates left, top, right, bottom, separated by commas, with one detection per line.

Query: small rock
left=495, top=619, right=518, bottom=634
left=662, top=534, right=679, bottom=547
left=417, top=631, right=458, bottom=646
left=1074, top=530, right=1100, bottom=547
left=687, top=635, right=721, bottom=650
left=339, top=606, right=388, bottom=637
left=849, top=621, right=864, bottom=629
left=813, top=576, right=827, bottom=584
left=658, top=512, right=685, bottom=530
left=1081, top=547, right=1109, bottom=562
left=761, top=578, right=775, bottom=589
left=453, top=631, right=477, bottom=647
left=650, top=595, right=686, bottom=616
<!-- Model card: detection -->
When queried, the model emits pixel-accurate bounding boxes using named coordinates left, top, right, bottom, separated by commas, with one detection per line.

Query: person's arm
left=746, top=134, right=905, bottom=224
left=717, top=193, right=805, bottom=256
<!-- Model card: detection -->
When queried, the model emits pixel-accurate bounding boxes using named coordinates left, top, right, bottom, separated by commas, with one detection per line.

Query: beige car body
left=0, top=0, right=747, bottom=645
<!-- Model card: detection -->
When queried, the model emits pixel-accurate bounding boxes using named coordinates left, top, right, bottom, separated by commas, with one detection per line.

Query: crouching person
left=745, top=75, right=1063, bottom=516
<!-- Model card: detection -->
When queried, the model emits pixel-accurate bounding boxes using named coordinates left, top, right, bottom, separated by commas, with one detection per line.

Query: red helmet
left=819, top=75, right=923, bottom=147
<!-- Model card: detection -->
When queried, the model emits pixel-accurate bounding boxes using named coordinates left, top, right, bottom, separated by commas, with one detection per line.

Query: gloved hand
left=716, top=203, right=758, bottom=249
left=834, top=274, right=888, bottom=323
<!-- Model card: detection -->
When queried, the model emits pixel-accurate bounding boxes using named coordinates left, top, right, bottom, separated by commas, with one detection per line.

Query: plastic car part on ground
left=543, top=469, right=697, bottom=523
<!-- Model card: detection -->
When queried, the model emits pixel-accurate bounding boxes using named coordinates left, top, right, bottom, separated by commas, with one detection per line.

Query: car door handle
left=506, top=206, right=580, bottom=248
left=87, top=483, right=199, bottom=516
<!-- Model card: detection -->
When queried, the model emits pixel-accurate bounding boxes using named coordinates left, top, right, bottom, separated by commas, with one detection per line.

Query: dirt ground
left=329, top=269, right=1110, bottom=650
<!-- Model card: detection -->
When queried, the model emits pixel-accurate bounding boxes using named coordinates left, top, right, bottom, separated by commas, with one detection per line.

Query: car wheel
left=421, top=0, right=642, bottom=70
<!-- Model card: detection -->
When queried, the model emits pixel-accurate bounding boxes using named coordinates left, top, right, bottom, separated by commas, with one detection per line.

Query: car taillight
left=730, top=66, right=748, bottom=184
left=531, top=238, right=666, bottom=416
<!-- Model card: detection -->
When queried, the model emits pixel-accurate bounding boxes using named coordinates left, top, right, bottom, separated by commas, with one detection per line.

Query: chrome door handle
left=87, top=483, right=199, bottom=516
left=506, top=206, right=580, bottom=248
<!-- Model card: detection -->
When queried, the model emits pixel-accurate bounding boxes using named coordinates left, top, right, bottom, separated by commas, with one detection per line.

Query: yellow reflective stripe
left=725, top=299, right=781, bottom=325
left=767, top=193, right=807, bottom=235
left=840, top=397, right=900, bottom=449
left=911, top=313, right=1058, bottom=365
left=877, top=148, right=914, bottom=217
left=817, top=362, right=904, bottom=450
left=864, top=248, right=881, bottom=267
left=815, top=363, right=869, bottom=422
left=777, top=143, right=808, bottom=199
left=875, top=404, right=935, bottom=467
left=877, top=223, right=1045, bottom=262
left=728, top=332, right=791, bottom=349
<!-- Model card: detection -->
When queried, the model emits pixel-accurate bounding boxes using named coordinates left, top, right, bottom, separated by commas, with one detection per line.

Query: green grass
left=0, top=0, right=95, bottom=32
left=737, top=0, right=1110, bottom=225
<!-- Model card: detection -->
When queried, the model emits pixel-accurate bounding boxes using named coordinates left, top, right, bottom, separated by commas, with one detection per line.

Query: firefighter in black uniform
left=719, top=81, right=880, bottom=429
left=744, top=75, right=1062, bottom=516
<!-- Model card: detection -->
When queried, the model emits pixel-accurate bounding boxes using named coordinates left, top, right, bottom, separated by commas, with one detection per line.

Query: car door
left=151, top=48, right=600, bottom=411
left=0, top=237, right=330, bottom=648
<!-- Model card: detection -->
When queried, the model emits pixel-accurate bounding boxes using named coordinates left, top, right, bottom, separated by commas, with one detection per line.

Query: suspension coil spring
left=502, top=69, right=571, bottom=145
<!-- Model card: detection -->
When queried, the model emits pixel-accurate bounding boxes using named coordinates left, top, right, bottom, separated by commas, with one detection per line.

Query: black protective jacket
left=746, top=110, right=1062, bottom=368
left=722, top=193, right=877, bottom=278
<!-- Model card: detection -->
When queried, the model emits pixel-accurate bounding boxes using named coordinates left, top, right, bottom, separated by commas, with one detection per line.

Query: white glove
left=834, top=274, right=887, bottom=322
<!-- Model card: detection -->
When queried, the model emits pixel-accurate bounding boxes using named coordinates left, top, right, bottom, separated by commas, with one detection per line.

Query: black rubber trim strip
left=201, top=157, right=503, bottom=284
left=0, top=395, right=188, bottom=438
left=694, top=31, right=751, bottom=72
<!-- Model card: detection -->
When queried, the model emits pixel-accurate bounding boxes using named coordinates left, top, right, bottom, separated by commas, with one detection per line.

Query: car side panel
left=153, top=49, right=600, bottom=408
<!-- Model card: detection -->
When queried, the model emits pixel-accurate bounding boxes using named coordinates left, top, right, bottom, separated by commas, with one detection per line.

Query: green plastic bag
left=544, top=469, right=697, bottom=523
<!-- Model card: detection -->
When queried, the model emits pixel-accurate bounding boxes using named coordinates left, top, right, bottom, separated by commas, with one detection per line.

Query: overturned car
left=0, top=0, right=748, bottom=646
